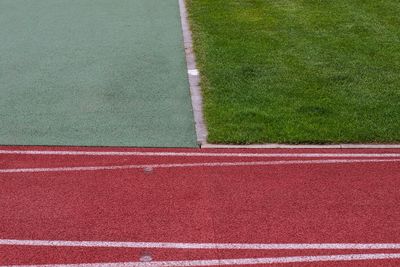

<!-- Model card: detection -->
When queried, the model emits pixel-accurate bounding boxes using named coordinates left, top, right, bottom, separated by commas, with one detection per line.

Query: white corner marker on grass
left=1, top=158, right=400, bottom=173
left=188, top=69, right=199, bottom=76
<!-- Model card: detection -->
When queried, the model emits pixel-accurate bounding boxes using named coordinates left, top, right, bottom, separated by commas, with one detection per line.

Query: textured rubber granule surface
left=0, top=0, right=196, bottom=147
left=0, top=147, right=400, bottom=266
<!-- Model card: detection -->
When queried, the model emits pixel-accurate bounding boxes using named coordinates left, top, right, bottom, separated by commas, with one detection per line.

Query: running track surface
left=1, top=146, right=400, bottom=266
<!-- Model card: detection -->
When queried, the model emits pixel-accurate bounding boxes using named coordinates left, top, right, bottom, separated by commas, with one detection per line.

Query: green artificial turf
left=0, top=0, right=196, bottom=147
left=187, top=0, right=400, bottom=144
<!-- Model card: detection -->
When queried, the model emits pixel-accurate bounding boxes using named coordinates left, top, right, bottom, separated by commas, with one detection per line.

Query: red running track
left=0, top=146, right=400, bottom=266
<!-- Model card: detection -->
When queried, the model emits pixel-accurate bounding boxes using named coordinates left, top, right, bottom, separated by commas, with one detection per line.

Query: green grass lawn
left=187, top=0, right=400, bottom=144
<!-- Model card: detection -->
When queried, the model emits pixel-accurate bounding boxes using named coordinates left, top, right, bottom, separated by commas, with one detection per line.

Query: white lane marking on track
left=1, top=150, right=400, bottom=158
left=9, top=254, right=400, bottom=267
left=0, top=158, right=399, bottom=173
left=2, top=239, right=400, bottom=250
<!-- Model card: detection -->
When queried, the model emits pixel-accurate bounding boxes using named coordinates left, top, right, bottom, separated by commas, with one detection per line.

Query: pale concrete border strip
left=178, top=0, right=208, bottom=145
left=202, top=144, right=400, bottom=149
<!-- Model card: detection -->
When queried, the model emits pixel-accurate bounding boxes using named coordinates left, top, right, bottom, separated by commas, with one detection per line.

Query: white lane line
left=0, top=158, right=399, bottom=174
left=1, top=150, right=400, bottom=158
left=9, top=254, right=400, bottom=267
left=2, top=239, right=400, bottom=250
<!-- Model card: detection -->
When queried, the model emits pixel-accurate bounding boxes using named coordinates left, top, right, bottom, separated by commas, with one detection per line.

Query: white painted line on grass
left=2, top=239, right=400, bottom=250
left=1, top=150, right=400, bottom=158
left=9, top=254, right=400, bottom=267
left=0, top=158, right=399, bottom=173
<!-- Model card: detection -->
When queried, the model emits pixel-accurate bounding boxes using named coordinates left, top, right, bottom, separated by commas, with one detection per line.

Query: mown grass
left=187, top=0, right=400, bottom=144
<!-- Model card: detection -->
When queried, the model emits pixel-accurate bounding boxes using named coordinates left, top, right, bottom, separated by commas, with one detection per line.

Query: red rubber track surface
left=1, top=146, right=400, bottom=266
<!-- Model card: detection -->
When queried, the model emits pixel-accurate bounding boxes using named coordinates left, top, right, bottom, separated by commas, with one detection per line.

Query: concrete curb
left=202, top=144, right=400, bottom=149
left=178, top=0, right=208, bottom=146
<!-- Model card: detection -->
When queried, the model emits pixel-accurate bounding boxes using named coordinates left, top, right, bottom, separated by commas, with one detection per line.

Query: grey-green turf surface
left=0, top=0, right=196, bottom=147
